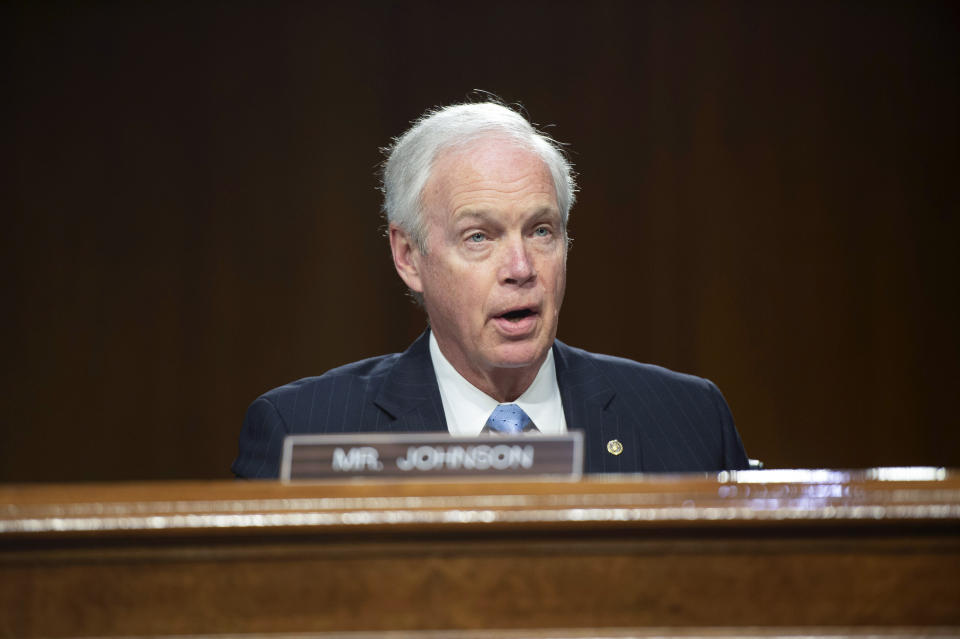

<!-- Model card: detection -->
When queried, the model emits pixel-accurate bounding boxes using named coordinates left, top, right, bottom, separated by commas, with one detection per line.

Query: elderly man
left=233, top=102, right=748, bottom=477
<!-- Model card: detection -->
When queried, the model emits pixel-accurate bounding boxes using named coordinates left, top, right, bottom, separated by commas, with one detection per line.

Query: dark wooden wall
left=3, top=1, right=958, bottom=481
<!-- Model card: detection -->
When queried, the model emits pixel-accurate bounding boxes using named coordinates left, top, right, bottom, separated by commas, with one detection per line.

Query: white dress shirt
left=429, top=332, right=568, bottom=436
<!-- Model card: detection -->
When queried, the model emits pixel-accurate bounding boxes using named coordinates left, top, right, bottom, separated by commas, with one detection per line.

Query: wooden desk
left=2, top=469, right=959, bottom=637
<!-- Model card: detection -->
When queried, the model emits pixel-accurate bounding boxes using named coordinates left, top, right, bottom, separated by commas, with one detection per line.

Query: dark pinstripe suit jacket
left=232, top=331, right=749, bottom=477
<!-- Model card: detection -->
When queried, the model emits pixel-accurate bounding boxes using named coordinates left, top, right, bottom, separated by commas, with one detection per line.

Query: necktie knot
left=485, top=403, right=535, bottom=434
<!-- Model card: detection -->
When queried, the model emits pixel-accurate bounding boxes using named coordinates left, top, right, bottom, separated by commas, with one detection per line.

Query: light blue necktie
left=484, top=403, right=537, bottom=434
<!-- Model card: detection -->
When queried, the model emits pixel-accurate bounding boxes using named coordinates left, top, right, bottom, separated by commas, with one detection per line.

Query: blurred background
left=3, top=1, right=957, bottom=482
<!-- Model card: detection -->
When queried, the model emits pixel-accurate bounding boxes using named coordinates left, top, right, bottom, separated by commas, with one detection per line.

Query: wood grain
left=1, top=471, right=958, bottom=636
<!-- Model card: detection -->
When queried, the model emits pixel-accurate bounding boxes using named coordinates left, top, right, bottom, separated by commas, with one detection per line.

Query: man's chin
left=488, top=340, right=551, bottom=370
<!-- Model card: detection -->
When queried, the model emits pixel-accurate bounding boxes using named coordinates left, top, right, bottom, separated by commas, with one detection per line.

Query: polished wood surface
left=2, top=470, right=959, bottom=637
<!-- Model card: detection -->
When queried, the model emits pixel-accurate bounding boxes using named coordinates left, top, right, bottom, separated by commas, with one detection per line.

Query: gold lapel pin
left=606, top=439, right=623, bottom=455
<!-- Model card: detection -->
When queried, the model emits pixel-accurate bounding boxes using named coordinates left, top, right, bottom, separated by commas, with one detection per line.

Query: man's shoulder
left=555, top=340, right=716, bottom=392
left=255, top=330, right=435, bottom=410
left=258, top=352, right=403, bottom=404
left=234, top=343, right=430, bottom=478
left=554, top=340, right=748, bottom=472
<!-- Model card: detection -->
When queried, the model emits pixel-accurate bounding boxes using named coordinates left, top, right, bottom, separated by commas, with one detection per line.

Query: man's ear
left=389, top=224, right=424, bottom=294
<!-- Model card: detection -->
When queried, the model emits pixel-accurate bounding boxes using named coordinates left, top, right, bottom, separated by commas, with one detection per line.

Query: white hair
left=382, top=102, right=577, bottom=253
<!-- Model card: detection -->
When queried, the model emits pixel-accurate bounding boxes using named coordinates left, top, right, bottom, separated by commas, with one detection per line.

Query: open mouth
left=498, top=308, right=536, bottom=322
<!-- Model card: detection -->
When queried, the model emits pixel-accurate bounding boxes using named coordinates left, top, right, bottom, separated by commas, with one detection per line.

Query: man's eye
left=534, top=226, right=551, bottom=237
left=468, top=232, right=486, bottom=242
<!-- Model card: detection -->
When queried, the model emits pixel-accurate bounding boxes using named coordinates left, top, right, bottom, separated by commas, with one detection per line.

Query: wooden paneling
left=2, top=2, right=959, bottom=482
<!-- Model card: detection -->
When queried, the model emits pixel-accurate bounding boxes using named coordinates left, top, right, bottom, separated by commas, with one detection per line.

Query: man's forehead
left=433, top=136, right=548, bottom=176
left=426, top=139, right=557, bottom=206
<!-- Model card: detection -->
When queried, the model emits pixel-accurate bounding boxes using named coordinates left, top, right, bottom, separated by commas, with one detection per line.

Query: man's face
left=397, top=137, right=567, bottom=392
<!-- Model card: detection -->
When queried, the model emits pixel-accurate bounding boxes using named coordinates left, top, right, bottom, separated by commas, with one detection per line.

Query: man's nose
left=500, top=238, right=536, bottom=286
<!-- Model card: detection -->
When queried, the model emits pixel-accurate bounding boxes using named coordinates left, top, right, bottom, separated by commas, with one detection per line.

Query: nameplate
left=281, top=432, right=583, bottom=481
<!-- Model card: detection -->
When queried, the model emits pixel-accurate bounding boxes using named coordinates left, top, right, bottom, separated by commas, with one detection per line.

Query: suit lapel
left=555, top=340, right=641, bottom=473
left=373, top=331, right=448, bottom=432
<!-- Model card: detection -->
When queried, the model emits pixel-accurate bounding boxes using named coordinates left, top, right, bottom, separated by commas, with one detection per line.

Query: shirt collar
left=429, top=331, right=567, bottom=436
